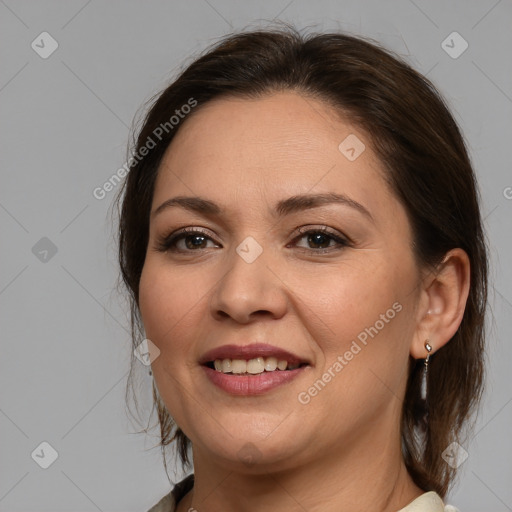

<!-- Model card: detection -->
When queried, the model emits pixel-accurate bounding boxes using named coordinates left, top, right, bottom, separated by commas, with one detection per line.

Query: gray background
left=1, top=1, right=511, bottom=511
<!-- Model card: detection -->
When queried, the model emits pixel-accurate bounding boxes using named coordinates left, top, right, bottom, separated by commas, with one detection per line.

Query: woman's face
left=139, top=91, right=423, bottom=471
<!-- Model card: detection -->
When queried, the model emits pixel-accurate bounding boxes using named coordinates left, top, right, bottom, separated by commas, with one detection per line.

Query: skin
left=138, top=91, right=470, bottom=512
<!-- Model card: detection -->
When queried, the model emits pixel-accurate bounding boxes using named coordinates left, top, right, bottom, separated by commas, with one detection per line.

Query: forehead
left=153, top=91, right=396, bottom=218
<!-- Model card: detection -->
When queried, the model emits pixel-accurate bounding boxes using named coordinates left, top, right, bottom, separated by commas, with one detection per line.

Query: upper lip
left=199, top=343, right=309, bottom=366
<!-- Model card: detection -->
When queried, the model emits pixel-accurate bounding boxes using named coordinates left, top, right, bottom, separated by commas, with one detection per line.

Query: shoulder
left=397, top=491, right=460, bottom=512
left=146, top=474, right=195, bottom=512
left=146, top=481, right=458, bottom=512
left=146, top=492, right=175, bottom=512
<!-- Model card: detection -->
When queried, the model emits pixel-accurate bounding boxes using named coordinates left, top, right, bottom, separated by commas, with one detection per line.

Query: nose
left=209, top=244, right=288, bottom=324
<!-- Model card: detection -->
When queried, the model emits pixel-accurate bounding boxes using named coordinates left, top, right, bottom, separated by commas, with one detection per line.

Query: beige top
left=147, top=474, right=453, bottom=511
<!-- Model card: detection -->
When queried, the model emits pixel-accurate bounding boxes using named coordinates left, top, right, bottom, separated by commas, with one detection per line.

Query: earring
left=420, top=340, right=432, bottom=401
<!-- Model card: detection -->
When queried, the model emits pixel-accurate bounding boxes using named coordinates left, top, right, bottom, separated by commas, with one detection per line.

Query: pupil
left=309, top=233, right=329, bottom=248
left=186, top=235, right=206, bottom=249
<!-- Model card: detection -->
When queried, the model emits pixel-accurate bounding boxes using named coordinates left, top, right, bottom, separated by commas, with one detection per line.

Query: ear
left=410, top=248, right=471, bottom=359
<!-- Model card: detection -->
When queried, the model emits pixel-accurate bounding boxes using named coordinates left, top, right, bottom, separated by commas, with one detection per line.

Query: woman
left=117, top=27, right=487, bottom=512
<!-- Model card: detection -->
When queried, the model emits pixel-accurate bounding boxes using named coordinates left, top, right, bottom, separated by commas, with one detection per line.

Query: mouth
left=204, top=357, right=309, bottom=374
left=199, top=343, right=311, bottom=395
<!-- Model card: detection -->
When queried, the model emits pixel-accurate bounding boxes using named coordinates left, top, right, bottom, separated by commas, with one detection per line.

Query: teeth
left=277, top=360, right=287, bottom=370
left=247, top=357, right=265, bottom=374
left=231, top=359, right=247, bottom=374
left=221, top=359, right=232, bottom=373
left=264, top=357, right=277, bottom=371
left=212, top=357, right=302, bottom=374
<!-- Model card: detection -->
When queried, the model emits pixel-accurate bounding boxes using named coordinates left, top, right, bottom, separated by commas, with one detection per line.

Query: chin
left=187, top=416, right=311, bottom=471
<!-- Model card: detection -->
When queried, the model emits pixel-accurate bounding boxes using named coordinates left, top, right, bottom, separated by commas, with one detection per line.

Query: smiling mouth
left=204, top=357, right=309, bottom=375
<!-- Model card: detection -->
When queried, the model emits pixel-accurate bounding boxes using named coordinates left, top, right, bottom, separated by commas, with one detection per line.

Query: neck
left=178, top=426, right=424, bottom=512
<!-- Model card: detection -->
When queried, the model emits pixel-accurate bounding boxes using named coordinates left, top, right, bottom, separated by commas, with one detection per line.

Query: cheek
left=296, top=255, right=417, bottom=403
left=297, top=265, right=414, bottom=421
left=138, top=264, right=168, bottom=340
left=292, top=257, right=406, bottom=350
left=138, top=260, right=200, bottom=354
left=138, top=261, right=204, bottom=415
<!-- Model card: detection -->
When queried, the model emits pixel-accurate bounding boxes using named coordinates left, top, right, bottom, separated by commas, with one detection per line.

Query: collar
left=397, top=491, right=446, bottom=511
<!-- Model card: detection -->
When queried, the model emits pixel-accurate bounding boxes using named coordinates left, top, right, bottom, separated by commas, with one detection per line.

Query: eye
left=290, top=226, right=350, bottom=253
left=156, top=227, right=220, bottom=252
left=155, top=226, right=351, bottom=254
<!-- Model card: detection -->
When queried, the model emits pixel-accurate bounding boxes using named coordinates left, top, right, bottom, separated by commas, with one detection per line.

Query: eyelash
left=155, top=226, right=351, bottom=255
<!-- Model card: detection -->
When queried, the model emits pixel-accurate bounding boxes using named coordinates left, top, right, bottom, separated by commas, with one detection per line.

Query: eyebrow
left=152, top=192, right=373, bottom=222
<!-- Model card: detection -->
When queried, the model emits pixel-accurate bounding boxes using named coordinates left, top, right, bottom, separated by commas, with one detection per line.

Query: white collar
left=397, top=491, right=446, bottom=511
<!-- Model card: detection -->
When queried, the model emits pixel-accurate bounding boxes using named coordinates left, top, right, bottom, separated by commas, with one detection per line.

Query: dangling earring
left=420, top=340, right=432, bottom=401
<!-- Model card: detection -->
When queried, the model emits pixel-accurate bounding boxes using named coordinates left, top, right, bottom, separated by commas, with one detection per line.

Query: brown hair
left=117, top=26, right=488, bottom=497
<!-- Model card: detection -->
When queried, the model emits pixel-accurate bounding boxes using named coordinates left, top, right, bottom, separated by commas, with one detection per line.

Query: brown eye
left=182, top=234, right=208, bottom=250
left=305, top=232, right=333, bottom=249
left=291, top=227, right=350, bottom=253
left=156, top=228, right=220, bottom=253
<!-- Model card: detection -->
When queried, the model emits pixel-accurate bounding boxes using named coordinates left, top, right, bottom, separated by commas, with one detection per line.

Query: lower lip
left=202, top=365, right=308, bottom=395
